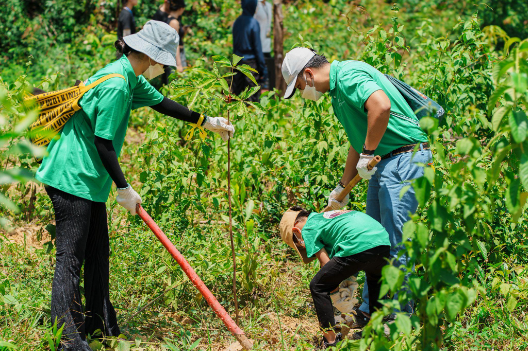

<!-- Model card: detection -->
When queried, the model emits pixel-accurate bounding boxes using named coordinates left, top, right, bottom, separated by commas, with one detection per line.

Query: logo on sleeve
left=323, top=210, right=352, bottom=219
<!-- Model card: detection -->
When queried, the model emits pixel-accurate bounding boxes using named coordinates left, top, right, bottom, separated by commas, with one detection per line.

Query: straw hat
left=279, top=208, right=316, bottom=264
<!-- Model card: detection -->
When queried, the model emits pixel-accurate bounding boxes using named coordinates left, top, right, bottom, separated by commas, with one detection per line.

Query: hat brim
left=295, top=243, right=317, bottom=264
left=283, top=78, right=297, bottom=99
left=124, top=34, right=177, bottom=67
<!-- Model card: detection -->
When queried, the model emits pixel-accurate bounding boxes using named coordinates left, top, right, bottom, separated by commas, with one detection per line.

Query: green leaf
left=383, top=265, right=404, bottom=293
left=395, top=313, right=412, bottom=335
left=235, top=66, right=258, bottom=86
left=505, top=178, right=521, bottom=214
left=233, top=54, right=243, bottom=66
left=219, top=78, right=230, bottom=94
left=212, top=55, right=231, bottom=67
left=188, top=338, right=202, bottom=350
left=491, top=105, right=512, bottom=131
left=506, top=296, right=518, bottom=312
left=520, top=153, right=528, bottom=190
left=512, top=192, right=528, bottom=223
left=446, top=291, right=463, bottom=321
left=500, top=283, right=511, bottom=296
left=476, top=240, right=488, bottom=260
left=245, top=199, right=254, bottom=222
left=2, top=294, right=18, bottom=305
left=509, top=109, right=528, bottom=143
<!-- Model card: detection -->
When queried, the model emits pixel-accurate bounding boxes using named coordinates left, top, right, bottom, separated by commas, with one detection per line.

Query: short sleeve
left=303, top=227, right=325, bottom=258
left=94, top=88, right=127, bottom=140
left=340, top=70, right=382, bottom=112
left=132, top=76, right=164, bottom=110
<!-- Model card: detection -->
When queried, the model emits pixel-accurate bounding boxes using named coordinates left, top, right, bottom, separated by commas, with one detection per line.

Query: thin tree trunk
left=273, top=0, right=286, bottom=94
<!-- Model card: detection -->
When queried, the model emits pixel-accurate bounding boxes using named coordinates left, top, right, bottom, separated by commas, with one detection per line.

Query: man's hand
left=203, top=116, right=235, bottom=141
left=327, top=184, right=349, bottom=211
left=356, top=154, right=377, bottom=180
left=117, top=184, right=142, bottom=215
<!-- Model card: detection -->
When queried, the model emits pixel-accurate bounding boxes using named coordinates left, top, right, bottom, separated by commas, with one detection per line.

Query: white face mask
left=143, top=59, right=164, bottom=80
left=301, top=74, right=323, bottom=101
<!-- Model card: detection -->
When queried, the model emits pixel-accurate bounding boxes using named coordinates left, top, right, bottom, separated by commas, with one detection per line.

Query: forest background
left=1, top=0, right=528, bottom=350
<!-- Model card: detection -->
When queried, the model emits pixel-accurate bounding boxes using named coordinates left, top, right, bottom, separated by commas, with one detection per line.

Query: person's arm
left=363, top=90, right=391, bottom=151
left=315, top=248, right=331, bottom=268
left=340, top=146, right=360, bottom=185
left=94, top=136, right=128, bottom=188
left=122, top=11, right=133, bottom=37
left=150, top=97, right=201, bottom=124
left=176, top=46, right=183, bottom=73
left=168, top=19, right=183, bottom=72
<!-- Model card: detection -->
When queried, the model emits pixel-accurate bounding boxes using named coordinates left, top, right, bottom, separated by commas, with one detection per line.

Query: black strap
left=381, top=143, right=430, bottom=160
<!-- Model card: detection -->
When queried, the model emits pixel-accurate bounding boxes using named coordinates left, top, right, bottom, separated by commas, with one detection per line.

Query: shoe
left=352, top=330, right=362, bottom=340
left=349, top=307, right=370, bottom=329
left=323, top=332, right=342, bottom=349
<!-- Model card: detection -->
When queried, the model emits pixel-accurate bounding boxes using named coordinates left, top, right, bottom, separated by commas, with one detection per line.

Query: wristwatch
left=362, top=145, right=375, bottom=155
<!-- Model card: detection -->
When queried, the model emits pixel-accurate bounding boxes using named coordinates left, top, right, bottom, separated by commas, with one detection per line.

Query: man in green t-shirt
left=281, top=48, right=433, bottom=319
left=280, top=206, right=391, bottom=347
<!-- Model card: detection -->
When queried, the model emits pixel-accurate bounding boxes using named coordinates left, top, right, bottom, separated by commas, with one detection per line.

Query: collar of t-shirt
left=329, top=60, right=340, bottom=93
left=124, top=6, right=133, bottom=16
left=119, top=55, right=138, bottom=91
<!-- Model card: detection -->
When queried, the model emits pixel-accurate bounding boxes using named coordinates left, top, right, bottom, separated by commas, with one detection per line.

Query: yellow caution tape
left=184, top=114, right=207, bottom=141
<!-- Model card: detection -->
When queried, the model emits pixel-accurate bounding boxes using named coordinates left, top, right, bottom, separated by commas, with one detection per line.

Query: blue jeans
left=358, top=145, right=432, bottom=314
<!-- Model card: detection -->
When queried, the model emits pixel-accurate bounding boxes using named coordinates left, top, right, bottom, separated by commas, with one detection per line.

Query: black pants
left=46, top=186, right=120, bottom=350
left=231, top=59, right=261, bottom=102
left=264, top=52, right=275, bottom=90
left=309, top=245, right=390, bottom=330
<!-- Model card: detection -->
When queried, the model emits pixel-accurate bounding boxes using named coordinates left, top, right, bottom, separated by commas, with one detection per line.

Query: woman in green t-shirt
left=36, top=21, right=234, bottom=350
left=280, top=206, right=391, bottom=348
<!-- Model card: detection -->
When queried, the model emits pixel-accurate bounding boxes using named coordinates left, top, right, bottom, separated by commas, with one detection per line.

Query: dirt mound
left=1, top=224, right=51, bottom=249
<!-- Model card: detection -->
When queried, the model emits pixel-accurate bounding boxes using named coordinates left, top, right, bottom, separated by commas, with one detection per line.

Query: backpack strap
left=82, top=73, right=126, bottom=91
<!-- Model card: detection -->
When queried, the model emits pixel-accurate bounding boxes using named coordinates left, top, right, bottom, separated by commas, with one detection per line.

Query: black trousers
left=309, top=245, right=390, bottom=330
left=231, top=59, right=261, bottom=102
left=46, top=186, right=120, bottom=351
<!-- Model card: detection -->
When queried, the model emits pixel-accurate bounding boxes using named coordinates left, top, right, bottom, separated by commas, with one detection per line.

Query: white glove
left=330, top=287, right=358, bottom=314
left=116, top=184, right=142, bottom=215
left=203, top=116, right=235, bottom=141
left=356, top=154, right=377, bottom=180
left=327, top=184, right=349, bottom=211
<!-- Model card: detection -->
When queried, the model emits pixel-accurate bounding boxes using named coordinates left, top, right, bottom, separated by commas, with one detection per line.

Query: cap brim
left=283, top=78, right=297, bottom=99
left=124, top=34, right=177, bottom=67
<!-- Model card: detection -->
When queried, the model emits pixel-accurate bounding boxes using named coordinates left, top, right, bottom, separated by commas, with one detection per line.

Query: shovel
left=321, top=155, right=381, bottom=212
left=136, top=205, right=253, bottom=351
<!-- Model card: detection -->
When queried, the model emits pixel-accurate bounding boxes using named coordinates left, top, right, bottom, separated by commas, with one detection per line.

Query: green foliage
left=1, top=1, right=528, bottom=351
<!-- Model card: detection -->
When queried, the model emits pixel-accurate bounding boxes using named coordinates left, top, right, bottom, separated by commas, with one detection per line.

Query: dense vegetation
left=1, top=0, right=527, bottom=350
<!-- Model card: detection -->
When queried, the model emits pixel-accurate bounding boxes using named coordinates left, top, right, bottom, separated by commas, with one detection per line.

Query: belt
left=381, top=143, right=430, bottom=160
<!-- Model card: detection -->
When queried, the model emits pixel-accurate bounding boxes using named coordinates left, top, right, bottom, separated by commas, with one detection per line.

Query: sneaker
left=349, top=307, right=370, bottom=329
left=323, top=332, right=342, bottom=349
left=352, top=330, right=362, bottom=340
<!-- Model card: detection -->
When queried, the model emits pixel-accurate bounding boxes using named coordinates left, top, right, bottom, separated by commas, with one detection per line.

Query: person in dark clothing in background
left=152, top=0, right=186, bottom=86
left=117, top=0, right=137, bottom=40
left=232, top=0, right=268, bottom=102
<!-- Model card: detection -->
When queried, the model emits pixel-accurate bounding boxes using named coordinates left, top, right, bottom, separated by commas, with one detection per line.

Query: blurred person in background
left=254, top=0, right=274, bottom=90
left=117, top=0, right=137, bottom=40
left=152, top=0, right=187, bottom=86
left=232, top=0, right=268, bottom=102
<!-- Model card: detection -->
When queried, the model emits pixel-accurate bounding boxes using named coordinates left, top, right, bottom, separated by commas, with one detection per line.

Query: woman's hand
left=203, top=116, right=235, bottom=141
left=116, top=184, right=142, bottom=215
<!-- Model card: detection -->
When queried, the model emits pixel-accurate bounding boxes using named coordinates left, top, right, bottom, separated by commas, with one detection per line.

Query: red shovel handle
left=136, top=205, right=253, bottom=350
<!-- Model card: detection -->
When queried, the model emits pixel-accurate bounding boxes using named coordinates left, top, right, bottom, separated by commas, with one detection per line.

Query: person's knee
left=309, top=277, right=321, bottom=295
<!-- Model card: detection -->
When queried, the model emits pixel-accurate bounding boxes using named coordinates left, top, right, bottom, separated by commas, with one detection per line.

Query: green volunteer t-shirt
left=36, top=55, right=164, bottom=202
left=302, top=210, right=390, bottom=259
left=329, top=60, right=428, bottom=156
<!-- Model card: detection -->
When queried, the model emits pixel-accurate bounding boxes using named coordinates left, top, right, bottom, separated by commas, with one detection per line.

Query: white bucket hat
left=123, top=20, right=179, bottom=67
left=282, top=47, right=316, bottom=99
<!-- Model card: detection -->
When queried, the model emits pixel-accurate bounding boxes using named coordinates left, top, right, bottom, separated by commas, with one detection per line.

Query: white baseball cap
left=282, top=47, right=316, bottom=99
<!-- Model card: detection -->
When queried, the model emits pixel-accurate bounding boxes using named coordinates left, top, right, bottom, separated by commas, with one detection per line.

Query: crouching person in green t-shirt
left=280, top=207, right=391, bottom=348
